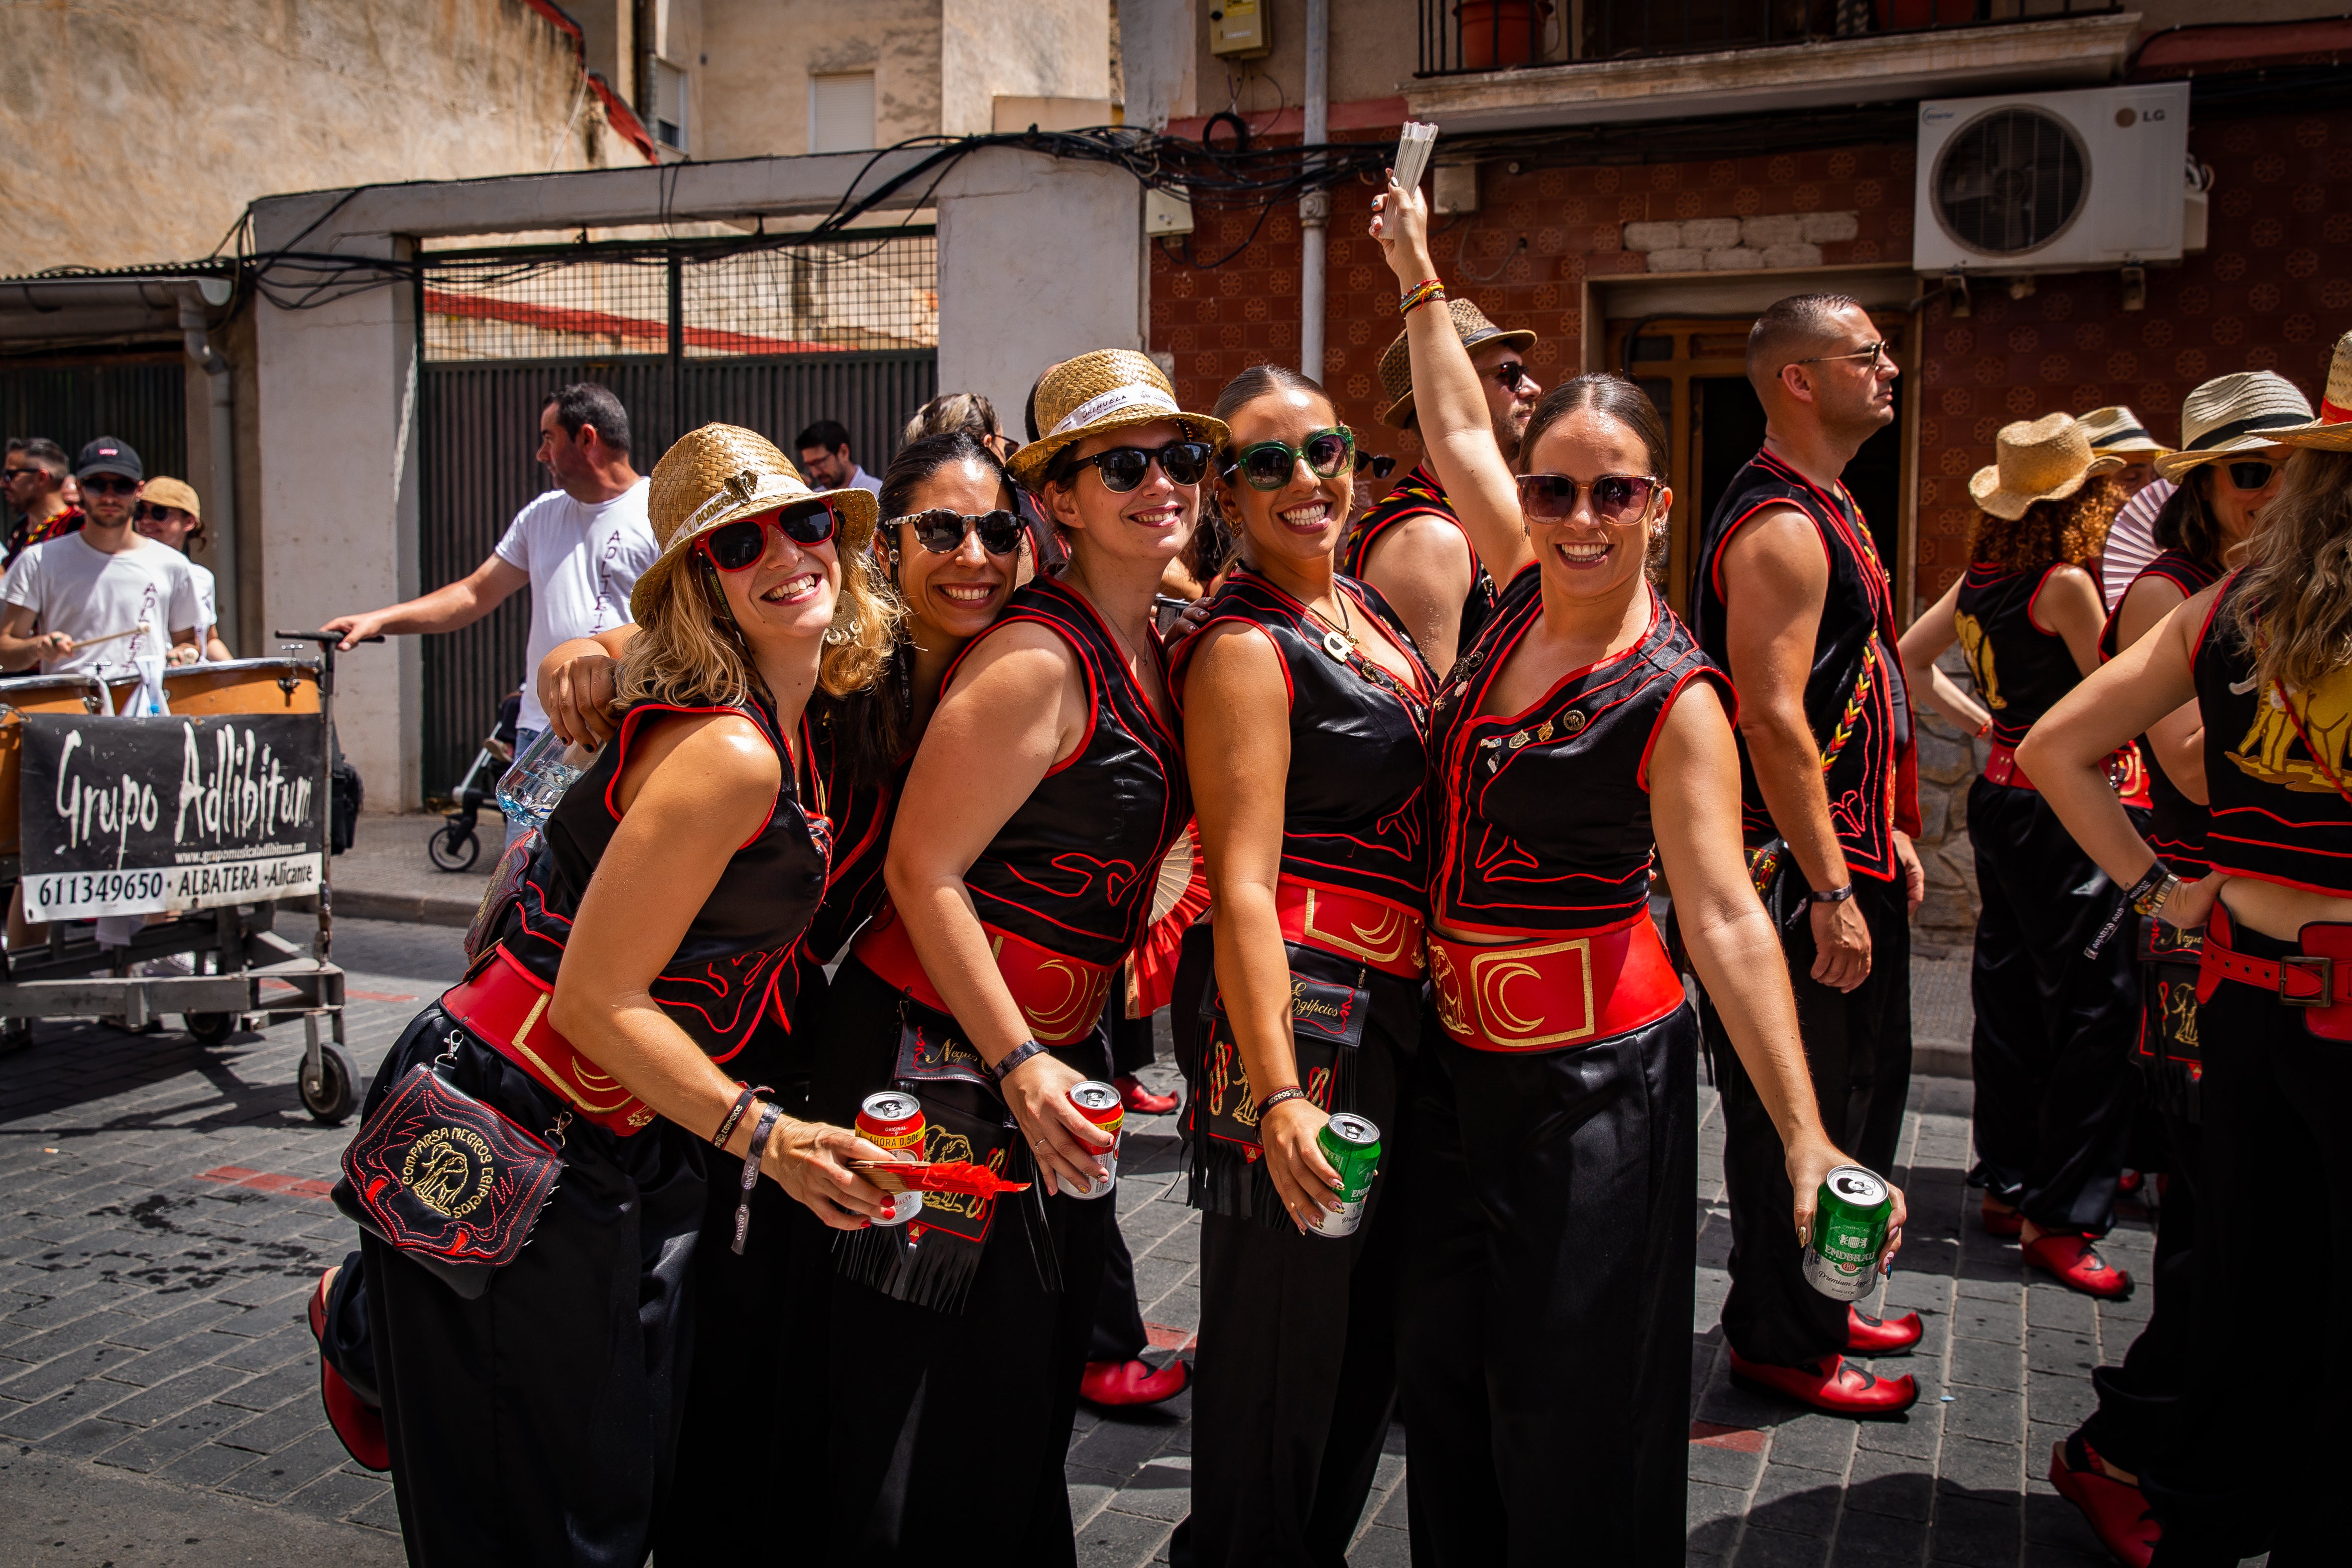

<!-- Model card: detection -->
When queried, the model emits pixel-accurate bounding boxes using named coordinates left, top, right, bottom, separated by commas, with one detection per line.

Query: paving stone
left=92, top=1361, right=251, bottom=1426
left=216, top=1392, right=329, bottom=1454
left=1737, top=1525, right=1830, bottom=1568
left=1074, top=1504, right=1174, bottom=1568
left=1928, top=1490, right=2023, bottom=1568
left=219, top=1424, right=355, bottom=1502
left=1943, top=1386, right=2025, bottom=1446
left=1831, top=1505, right=1930, bottom=1565
left=94, top=1396, right=257, bottom=1472
left=156, top=1438, right=278, bottom=1488
left=0, top=1340, right=139, bottom=1400
left=28, top=1415, right=141, bottom=1457
left=1766, top=1415, right=1859, bottom=1476
left=286, top=1465, right=393, bottom=1522
left=0, top=1376, right=133, bottom=1440
left=1748, top=1462, right=1845, bottom=1537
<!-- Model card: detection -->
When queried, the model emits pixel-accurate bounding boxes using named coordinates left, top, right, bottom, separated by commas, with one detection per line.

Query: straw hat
left=140, top=476, right=200, bottom=517
left=2073, top=406, right=2167, bottom=461
left=2269, top=329, right=2352, bottom=452
left=2153, top=371, right=2315, bottom=482
left=1969, top=413, right=2122, bottom=521
left=1378, top=298, right=1537, bottom=428
left=631, top=423, right=879, bottom=621
left=1004, top=350, right=1227, bottom=491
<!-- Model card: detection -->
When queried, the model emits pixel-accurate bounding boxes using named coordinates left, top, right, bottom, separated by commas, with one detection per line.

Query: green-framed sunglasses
left=1224, top=427, right=1356, bottom=491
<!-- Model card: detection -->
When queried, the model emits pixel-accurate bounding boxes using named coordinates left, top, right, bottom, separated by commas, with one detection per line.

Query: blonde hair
left=2230, top=447, right=2352, bottom=695
left=616, top=543, right=902, bottom=711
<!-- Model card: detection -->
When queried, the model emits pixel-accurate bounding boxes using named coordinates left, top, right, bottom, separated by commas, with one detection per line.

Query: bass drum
left=0, top=672, right=113, bottom=859
left=157, top=657, right=322, bottom=717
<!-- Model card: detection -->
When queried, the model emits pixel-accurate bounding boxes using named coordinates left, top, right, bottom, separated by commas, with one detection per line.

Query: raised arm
left=320, top=553, right=529, bottom=651
left=1369, top=174, right=1535, bottom=586
left=882, top=624, right=1115, bottom=1197
left=548, top=713, right=889, bottom=1228
left=1897, top=576, right=1989, bottom=736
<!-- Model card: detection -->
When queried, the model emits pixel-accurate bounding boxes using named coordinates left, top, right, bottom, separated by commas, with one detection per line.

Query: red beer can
left=857, top=1090, right=927, bottom=1225
left=1065, top=1081, right=1124, bottom=1200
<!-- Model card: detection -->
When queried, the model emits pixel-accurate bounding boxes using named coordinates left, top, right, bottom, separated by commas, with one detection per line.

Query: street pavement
left=0, top=915, right=2204, bottom=1566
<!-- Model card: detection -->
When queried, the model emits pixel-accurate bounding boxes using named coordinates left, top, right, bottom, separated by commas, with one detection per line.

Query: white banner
left=25, top=851, right=324, bottom=922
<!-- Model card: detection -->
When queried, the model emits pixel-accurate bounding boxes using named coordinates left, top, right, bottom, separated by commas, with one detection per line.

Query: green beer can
left=1307, top=1113, right=1382, bottom=1239
left=1804, top=1164, right=1891, bottom=1300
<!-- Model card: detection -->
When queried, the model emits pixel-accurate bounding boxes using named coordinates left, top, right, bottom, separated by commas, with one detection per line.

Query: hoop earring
left=823, top=612, right=860, bottom=648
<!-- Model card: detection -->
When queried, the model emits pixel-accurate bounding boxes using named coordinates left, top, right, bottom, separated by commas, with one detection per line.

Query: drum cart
left=0, top=632, right=382, bottom=1123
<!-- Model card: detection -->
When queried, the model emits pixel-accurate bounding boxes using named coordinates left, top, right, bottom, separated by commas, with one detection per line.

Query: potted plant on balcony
left=1456, top=0, right=1552, bottom=70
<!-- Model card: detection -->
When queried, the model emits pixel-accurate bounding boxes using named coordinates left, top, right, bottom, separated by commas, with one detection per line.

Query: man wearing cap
left=3, top=437, right=81, bottom=567
left=321, top=383, right=655, bottom=840
left=0, top=436, right=202, bottom=678
left=2076, top=406, right=2174, bottom=608
left=1342, top=297, right=1541, bottom=677
left=134, top=478, right=232, bottom=662
left=1690, top=294, right=1926, bottom=1416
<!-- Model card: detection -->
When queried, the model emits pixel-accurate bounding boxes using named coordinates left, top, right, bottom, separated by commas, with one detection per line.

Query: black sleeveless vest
left=2103, top=550, right=2224, bottom=875
left=2195, top=571, right=2352, bottom=895
left=1170, top=569, right=1433, bottom=912
left=1692, top=449, right=1913, bottom=882
left=800, top=692, right=897, bottom=964
left=1431, top=568, right=1733, bottom=934
left=1341, top=461, right=1496, bottom=664
left=947, top=577, right=1192, bottom=967
left=1955, top=563, right=2085, bottom=749
left=504, top=693, right=832, bottom=1062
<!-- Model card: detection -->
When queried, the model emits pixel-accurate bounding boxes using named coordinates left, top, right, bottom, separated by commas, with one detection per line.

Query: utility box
left=1145, top=188, right=1195, bottom=237
left=1210, top=0, right=1272, bottom=60
left=1433, top=163, right=1479, bottom=214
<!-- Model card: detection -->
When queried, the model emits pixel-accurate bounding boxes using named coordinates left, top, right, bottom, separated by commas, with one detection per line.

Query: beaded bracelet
left=1398, top=278, right=1446, bottom=316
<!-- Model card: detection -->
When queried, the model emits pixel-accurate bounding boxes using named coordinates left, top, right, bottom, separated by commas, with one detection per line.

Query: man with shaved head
left=1688, top=294, right=1927, bottom=1416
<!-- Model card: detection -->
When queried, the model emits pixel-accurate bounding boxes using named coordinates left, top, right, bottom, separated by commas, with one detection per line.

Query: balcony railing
left=1415, top=0, right=2122, bottom=78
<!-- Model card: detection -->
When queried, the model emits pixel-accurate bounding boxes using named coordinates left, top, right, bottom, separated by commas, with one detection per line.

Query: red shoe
left=1845, top=1306, right=1922, bottom=1355
left=2049, top=1437, right=2159, bottom=1568
left=309, top=1270, right=390, bottom=1472
left=1113, top=1075, right=1179, bottom=1115
left=1981, top=1198, right=2023, bottom=1237
left=1079, top=1357, right=1189, bottom=1407
left=2117, top=1169, right=2143, bottom=1198
left=1728, top=1348, right=1918, bottom=1416
left=2022, top=1232, right=2133, bottom=1300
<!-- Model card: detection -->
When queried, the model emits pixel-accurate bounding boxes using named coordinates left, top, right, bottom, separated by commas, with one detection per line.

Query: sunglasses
left=134, top=503, right=188, bottom=523
left=1516, top=472, right=1661, bottom=525
left=80, top=475, right=139, bottom=497
left=1061, top=441, right=1213, bottom=492
left=1353, top=451, right=1397, bottom=482
left=1489, top=361, right=1532, bottom=393
left=1226, top=428, right=1355, bottom=491
left=2222, top=461, right=2277, bottom=491
left=2, top=467, right=45, bottom=482
left=1795, top=340, right=1894, bottom=369
left=892, top=507, right=1025, bottom=556
left=702, top=499, right=838, bottom=571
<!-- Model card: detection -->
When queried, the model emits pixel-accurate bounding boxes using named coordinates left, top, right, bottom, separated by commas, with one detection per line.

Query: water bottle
left=496, top=728, right=596, bottom=829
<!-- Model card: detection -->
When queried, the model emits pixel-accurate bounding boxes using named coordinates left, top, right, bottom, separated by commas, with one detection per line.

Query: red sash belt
left=1428, top=912, right=1685, bottom=1053
left=442, top=947, right=660, bottom=1136
left=1276, top=881, right=1426, bottom=980
left=2195, top=903, right=2352, bottom=1040
left=853, top=907, right=1115, bottom=1046
left=1984, top=741, right=2150, bottom=809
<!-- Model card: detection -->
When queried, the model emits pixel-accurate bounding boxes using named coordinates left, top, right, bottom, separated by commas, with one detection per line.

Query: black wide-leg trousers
left=1966, top=780, right=2140, bottom=1234
left=1707, top=871, right=1912, bottom=1367
left=1396, top=1004, right=1697, bottom=1567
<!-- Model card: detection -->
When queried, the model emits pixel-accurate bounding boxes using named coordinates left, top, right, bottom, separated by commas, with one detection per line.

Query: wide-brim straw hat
left=2074, top=405, right=2167, bottom=461
left=1969, top=413, right=2122, bottom=521
left=1379, top=298, right=1537, bottom=428
left=1005, top=350, right=1227, bottom=491
left=632, top=423, right=879, bottom=621
left=2269, top=329, right=2352, bottom=452
left=2154, top=371, right=2316, bottom=481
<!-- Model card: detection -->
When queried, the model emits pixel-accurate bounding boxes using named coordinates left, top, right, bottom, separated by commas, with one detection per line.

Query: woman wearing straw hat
left=2075, top=405, right=2171, bottom=607
left=2017, top=331, right=2352, bottom=1566
left=1898, top=414, right=2144, bottom=1297
left=803, top=350, right=1212, bottom=1558
left=1370, top=169, right=1887, bottom=1561
left=339, top=423, right=897, bottom=1565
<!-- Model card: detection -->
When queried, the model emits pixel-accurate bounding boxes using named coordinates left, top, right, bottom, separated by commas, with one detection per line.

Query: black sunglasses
left=1353, top=452, right=1398, bottom=482
left=1516, top=472, right=1660, bottom=524
left=1226, top=428, right=1355, bottom=491
left=1061, top=441, right=1213, bottom=492
left=134, top=502, right=187, bottom=523
left=80, top=474, right=139, bottom=497
left=2, top=467, right=45, bottom=482
left=2222, top=461, right=2277, bottom=491
left=1490, top=361, right=1532, bottom=393
left=893, top=507, right=1024, bottom=556
left=703, top=499, right=838, bottom=571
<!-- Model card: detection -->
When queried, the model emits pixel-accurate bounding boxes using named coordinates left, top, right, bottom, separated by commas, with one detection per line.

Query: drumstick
left=65, top=621, right=151, bottom=649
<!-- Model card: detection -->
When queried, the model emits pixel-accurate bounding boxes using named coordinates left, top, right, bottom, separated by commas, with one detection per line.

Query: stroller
left=427, top=690, right=521, bottom=872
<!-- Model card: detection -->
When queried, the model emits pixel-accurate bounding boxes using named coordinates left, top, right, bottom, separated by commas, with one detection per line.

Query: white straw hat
left=2269, top=329, right=2352, bottom=452
left=1969, top=413, right=2121, bottom=521
left=2074, top=405, right=2167, bottom=461
left=2153, top=372, right=2315, bottom=482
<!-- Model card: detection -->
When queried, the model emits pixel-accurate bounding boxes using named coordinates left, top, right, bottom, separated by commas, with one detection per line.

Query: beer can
left=1803, top=1164, right=1891, bottom=1300
left=1305, top=1113, right=1382, bottom=1239
left=857, top=1091, right=927, bottom=1226
left=1065, top=1081, right=1125, bottom=1200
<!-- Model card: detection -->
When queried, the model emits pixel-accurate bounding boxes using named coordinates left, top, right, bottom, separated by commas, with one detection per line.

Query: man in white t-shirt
left=0, top=436, right=203, bottom=679
left=321, top=384, right=656, bottom=840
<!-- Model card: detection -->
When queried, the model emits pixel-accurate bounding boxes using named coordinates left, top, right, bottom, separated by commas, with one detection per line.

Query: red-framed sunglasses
left=700, top=499, right=838, bottom=571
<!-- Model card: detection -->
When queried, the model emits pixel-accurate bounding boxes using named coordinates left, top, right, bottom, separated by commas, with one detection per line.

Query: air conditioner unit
left=1914, top=83, right=2191, bottom=276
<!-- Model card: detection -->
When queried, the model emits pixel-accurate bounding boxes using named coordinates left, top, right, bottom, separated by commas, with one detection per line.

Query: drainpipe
left=177, top=283, right=239, bottom=650
left=1299, top=0, right=1329, bottom=379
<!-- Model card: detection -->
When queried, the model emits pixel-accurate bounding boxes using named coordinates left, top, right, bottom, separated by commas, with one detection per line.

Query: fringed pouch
left=1184, top=968, right=1370, bottom=1226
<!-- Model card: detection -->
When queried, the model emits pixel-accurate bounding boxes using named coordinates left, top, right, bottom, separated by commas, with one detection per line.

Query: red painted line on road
left=195, top=1165, right=336, bottom=1200
left=347, top=990, right=416, bottom=1003
left=1144, top=1321, right=1197, bottom=1352
left=1689, top=1420, right=1765, bottom=1452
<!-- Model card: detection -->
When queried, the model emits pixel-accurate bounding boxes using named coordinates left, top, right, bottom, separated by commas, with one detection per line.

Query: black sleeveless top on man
left=2193, top=571, right=2352, bottom=896
left=1955, top=563, right=2088, bottom=749
left=2103, top=549, right=2224, bottom=875
left=948, top=576, right=1193, bottom=967
left=1431, top=567, right=1734, bottom=935
left=503, top=692, right=832, bottom=1061
left=1170, top=569, right=1433, bottom=913
left=1692, top=448, right=1917, bottom=883
left=1342, top=461, right=1497, bottom=662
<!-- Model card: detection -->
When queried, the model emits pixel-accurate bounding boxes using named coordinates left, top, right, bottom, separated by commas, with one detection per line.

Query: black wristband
left=1258, top=1087, right=1308, bottom=1116
left=2121, top=859, right=2173, bottom=911
left=731, top=1102, right=783, bottom=1255
left=1809, top=882, right=1856, bottom=904
left=712, top=1082, right=770, bottom=1150
left=989, top=1039, right=1050, bottom=1083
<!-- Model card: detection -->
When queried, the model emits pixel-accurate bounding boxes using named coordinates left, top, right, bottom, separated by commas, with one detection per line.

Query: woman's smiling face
left=1519, top=406, right=1670, bottom=604
left=1216, top=384, right=1352, bottom=571
left=891, top=455, right=1017, bottom=642
left=710, top=507, right=841, bottom=642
